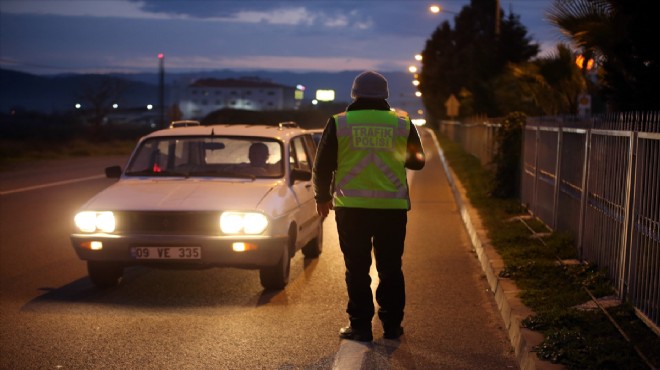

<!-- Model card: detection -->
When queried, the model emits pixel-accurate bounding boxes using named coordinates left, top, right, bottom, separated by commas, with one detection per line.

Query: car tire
left=302, top=220, right=323, bottom=258
left=259, top=243, right=290, bottom=290
left=87, top=261, right=123, bottom=288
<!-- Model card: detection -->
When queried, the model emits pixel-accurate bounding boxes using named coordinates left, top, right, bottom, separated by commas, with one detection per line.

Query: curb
left=429, top=130, right=564, bottom=370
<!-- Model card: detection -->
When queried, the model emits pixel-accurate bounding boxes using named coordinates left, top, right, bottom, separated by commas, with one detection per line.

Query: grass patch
left=0, top=138, right=135, bottom=169
left=435, top=131, right=659, bottom=369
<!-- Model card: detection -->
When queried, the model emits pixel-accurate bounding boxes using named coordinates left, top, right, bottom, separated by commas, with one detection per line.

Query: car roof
left=145, top=123, right=311, bottom=141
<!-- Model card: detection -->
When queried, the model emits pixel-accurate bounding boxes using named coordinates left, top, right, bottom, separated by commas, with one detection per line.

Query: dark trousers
left=334, top=207, right=407, bottom=330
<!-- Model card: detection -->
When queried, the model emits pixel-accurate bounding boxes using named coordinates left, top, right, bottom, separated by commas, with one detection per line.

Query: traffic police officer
left=313, top=71, right=425, bottom=341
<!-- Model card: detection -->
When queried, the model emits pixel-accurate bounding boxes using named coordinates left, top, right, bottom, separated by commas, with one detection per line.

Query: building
left=178, top=78, right=297, bottom=119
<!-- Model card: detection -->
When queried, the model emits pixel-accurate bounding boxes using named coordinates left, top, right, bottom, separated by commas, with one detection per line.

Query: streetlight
left=429, top=4, right=457, bottom=15
left=408, top=65, right=418, bottom=74
left=158, top=53, right=165, bottom=128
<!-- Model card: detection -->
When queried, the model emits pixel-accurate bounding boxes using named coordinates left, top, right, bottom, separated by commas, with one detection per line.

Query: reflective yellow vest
left=333, top=110, right=411, bottom=209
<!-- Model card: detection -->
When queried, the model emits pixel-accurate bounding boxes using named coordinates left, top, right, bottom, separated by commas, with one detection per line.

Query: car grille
left=115, top=211, right=220, bottom=235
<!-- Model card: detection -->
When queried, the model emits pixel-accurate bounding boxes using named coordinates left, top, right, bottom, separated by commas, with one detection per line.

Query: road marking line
left=333, top=340, right=371, bottom=370
left=0, top=175, right=105, bottom=196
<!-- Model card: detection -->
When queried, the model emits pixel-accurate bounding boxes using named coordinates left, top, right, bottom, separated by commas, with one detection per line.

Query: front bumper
left=70, top=233, right=288, bottom=269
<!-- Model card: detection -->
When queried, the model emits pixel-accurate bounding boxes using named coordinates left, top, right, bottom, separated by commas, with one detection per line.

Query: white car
left=71, top=122, right=323, bottom=290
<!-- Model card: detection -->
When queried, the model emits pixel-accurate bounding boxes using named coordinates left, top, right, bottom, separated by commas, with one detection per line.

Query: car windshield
left=125, top=136, right=284, bottom=178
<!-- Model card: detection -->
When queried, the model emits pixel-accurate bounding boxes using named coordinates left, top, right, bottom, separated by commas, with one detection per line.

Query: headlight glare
left=220, top=212, right=268, bottom=235
left=243, top=213, right=268, bottom=234
left=74, top=211, right=115, bottom=233
left=96, top=212, right=116, bottom=232
left=220, top=212, right=244, bottom=234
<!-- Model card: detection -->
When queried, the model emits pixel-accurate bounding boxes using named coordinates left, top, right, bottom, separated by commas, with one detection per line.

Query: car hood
left=80, top=178, right=283, bottom=211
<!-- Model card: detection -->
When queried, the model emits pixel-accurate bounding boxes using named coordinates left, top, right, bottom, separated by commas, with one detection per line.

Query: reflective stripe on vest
left=333, top=111, right=410, bottom=209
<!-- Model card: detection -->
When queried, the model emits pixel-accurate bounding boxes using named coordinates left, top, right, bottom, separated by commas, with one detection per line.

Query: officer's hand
left=316, top=201, right=333, bottom=218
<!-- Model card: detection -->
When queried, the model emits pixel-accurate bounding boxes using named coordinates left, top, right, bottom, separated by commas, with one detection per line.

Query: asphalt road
left=0, top=129, right=518, bottom=369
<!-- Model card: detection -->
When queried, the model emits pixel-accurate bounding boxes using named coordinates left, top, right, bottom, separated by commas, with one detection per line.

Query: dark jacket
left=313, top=98, right=426, bottom=203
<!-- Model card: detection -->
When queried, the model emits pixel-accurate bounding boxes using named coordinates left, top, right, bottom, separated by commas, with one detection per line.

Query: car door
left=288, top=135, right=318, bottom=246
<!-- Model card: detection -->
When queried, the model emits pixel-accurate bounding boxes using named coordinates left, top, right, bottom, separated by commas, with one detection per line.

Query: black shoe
left=339, top=326, right=373, bottom=342
left=383, top=326, right=404, bottom=340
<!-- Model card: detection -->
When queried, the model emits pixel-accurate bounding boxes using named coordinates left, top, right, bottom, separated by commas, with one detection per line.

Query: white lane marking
left=0, top=175, right=105, bottom=196
left=332, top=253, right=380, bottom=369
left=333, top=340, right=371, bottom=370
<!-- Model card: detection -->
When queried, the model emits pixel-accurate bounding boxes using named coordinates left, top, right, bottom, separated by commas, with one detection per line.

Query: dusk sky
left=0, top=0, right=562, bottom=75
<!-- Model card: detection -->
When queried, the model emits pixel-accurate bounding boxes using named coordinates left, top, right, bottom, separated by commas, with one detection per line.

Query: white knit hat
left=351, top=71, right=389, bottom=99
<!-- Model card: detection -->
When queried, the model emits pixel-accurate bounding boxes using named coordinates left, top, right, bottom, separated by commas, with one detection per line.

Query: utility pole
left=495, top=0, right=500, bottom=38
left=158, top=53, right=165, bottom=128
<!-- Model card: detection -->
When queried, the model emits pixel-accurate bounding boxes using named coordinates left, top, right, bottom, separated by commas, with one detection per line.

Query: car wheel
left=87, top=261, right=123, bottom=288
left=259, top=243, right=290, bottom=290
left=302, top=220, right=323, bottom=258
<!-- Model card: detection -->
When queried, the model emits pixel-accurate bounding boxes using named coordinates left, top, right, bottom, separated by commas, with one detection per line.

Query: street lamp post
left=158, top=53, right=165, bottom=128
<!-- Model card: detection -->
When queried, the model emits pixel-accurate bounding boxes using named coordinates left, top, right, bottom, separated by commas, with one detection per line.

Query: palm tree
left=547, top=0, right=660, bottom=111
left=493, top=44, right=586, bottom=116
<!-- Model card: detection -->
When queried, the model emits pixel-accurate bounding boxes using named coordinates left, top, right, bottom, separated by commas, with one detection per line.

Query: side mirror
left=290, top=169, right=311, bottom=185
left=105, top=166, right=122, bottom=179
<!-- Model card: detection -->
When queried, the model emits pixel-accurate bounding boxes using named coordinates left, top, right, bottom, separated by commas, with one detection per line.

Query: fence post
left=621, top=130, right=638, bottom=298
left=532, top=124, right=540, bottom=215
left=577, top=127, right=591, bottom=260
left=552, top=125, right=563, bottom=230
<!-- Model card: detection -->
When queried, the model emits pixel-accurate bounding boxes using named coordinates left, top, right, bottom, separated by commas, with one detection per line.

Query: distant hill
left=0, top=68, right=422, bottom=115
left=0, top=69, right=161, bottom=113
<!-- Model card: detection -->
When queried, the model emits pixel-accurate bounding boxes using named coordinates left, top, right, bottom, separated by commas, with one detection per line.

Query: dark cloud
left=1, top=0, right=556, bottom=74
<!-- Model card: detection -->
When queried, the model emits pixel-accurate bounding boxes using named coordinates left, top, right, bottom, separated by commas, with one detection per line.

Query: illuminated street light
left=415, top=91, right=422, bottom=97
left=412, top=80, right=420, bottom=86
left=430, top=4, right=457, bottom=15
left=415, top=54, right=422, bottom=61
left=408, top=65, right=418, bottom=73
left=112, top=103, right=119, bottom=109
left=75, top=103, right=81, bottom=109
left=147, top=104, right=153, bottom=110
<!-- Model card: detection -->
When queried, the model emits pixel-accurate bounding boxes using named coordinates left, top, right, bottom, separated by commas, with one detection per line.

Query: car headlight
left=220, top=212, right=268, bottom=235
left=74, top=211, right=116, bottom=233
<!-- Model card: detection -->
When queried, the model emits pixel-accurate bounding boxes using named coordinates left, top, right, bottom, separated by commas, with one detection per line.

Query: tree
left=492, top=43, right=587, bottom=116
left=419, top=0, right=539, bottom=122
left=547, top=0, right=660, bottom=111
left=77, top=76, right=127, bottom=134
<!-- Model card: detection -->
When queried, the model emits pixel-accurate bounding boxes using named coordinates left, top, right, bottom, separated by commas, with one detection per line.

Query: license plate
left=131, top=246, right=201, bottom=260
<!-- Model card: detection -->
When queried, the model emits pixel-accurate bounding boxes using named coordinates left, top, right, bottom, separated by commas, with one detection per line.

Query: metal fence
left=440, top=114, right=660, bottom=330
left=522, top=112, right=660, bottom=331
left=438, top=118, right=501, bottom=167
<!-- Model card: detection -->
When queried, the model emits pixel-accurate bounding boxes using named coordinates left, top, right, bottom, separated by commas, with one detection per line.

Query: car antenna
left=211, top=128, right=215, bottom=136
